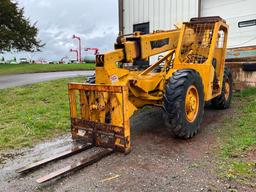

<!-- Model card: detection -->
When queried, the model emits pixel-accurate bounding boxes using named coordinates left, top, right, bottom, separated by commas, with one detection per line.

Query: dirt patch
left=0, top=152, right=24, bottom=165
left=245, top=148, right=256, bottom=162
left=0, top=106, right=253, bottom=192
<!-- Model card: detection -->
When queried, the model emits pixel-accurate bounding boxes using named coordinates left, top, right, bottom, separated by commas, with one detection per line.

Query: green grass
left=235, top=87, right=256, bottom=98
left=0, top=63, right=95, bottom=75
left=221, top=89, right=256, bottom=158
left=223, top=161, right=256, bottom=188
left=0, top=77, right=85, bottom=151
left=217, top=88, right=256, bottom=188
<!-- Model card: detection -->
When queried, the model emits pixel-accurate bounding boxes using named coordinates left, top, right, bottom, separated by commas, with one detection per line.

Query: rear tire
left=163, top=69, right=204, bottom=139
left=211, top=67, right=233, bottom=109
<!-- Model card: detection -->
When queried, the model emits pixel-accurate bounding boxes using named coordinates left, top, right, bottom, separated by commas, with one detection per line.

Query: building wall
left=122, top=0, right=256, bottom=48
left=123, top=0, right=199, bottom=34
left=201, top=0, right=256, bottom=48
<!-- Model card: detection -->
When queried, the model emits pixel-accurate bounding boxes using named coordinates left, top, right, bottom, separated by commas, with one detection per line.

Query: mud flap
left=68, top=83, right=132, bottom=154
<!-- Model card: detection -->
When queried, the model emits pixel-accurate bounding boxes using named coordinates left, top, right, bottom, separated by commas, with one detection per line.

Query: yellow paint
left=68, top=17, right=229, bottom=153
left=185, top=85, right=199, bottom=123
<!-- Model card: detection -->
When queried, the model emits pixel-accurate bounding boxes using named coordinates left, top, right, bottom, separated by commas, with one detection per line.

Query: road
left=0, top=71, right=95, bottom=89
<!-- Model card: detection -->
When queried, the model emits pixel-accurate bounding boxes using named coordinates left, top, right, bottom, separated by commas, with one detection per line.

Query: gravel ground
left=0, top=107, right=253, bottom=192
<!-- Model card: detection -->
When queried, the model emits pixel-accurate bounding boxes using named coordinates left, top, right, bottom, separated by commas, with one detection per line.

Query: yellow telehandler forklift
left=17, top=16, right=232, bottom=183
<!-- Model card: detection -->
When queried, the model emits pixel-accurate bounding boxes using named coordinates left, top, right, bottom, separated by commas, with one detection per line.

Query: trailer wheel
left=163, top=69, right=204, bottom=138
left=211, top=67, right=233, bottom=109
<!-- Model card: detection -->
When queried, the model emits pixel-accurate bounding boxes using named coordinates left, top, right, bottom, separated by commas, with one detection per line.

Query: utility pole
left=70, top=49, right=79, bottom=62
left=72, top=35, right=82, bottom=63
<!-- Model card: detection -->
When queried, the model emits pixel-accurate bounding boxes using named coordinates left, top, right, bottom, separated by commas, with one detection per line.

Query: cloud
left=5, top=0, right=118, bottom=61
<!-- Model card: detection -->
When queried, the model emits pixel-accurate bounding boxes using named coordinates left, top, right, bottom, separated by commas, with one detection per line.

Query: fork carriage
left=68, top=83, right=131, bottom=153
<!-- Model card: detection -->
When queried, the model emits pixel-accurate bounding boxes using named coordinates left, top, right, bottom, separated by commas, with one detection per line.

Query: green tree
left=0, top=0, right=43, bottom=52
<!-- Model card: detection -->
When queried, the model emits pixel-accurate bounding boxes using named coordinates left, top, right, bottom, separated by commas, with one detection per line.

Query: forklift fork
left=16, top=83, right=131, bottom=183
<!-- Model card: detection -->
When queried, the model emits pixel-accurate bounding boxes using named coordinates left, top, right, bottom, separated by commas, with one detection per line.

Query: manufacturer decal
left=150, top=38, right=169, bottom=49
left=110, top=74, right=119, bottom=84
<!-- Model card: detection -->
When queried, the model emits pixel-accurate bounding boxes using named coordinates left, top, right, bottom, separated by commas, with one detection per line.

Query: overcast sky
left=5, top=0, right=118, bottom=61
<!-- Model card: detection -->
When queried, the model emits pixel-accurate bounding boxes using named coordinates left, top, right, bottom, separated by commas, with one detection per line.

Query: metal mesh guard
left=180, top=23, right=215, bottom=64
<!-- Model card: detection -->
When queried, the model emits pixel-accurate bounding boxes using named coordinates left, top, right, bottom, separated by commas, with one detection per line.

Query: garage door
left=201, top=0, right=256, bottom=48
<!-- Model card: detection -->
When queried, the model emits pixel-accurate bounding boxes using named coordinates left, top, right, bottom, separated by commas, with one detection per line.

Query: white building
left=118, top=0, right=256, bottom=48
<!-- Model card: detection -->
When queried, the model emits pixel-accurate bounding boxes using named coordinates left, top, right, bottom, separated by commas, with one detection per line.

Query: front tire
left=163, top=69, right=205, bottom=139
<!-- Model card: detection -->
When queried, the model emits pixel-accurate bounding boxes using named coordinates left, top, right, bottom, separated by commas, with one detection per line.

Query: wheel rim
left=185, top=85, right=199, bottom=123
left=224, top=80, right=230, bottom=100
